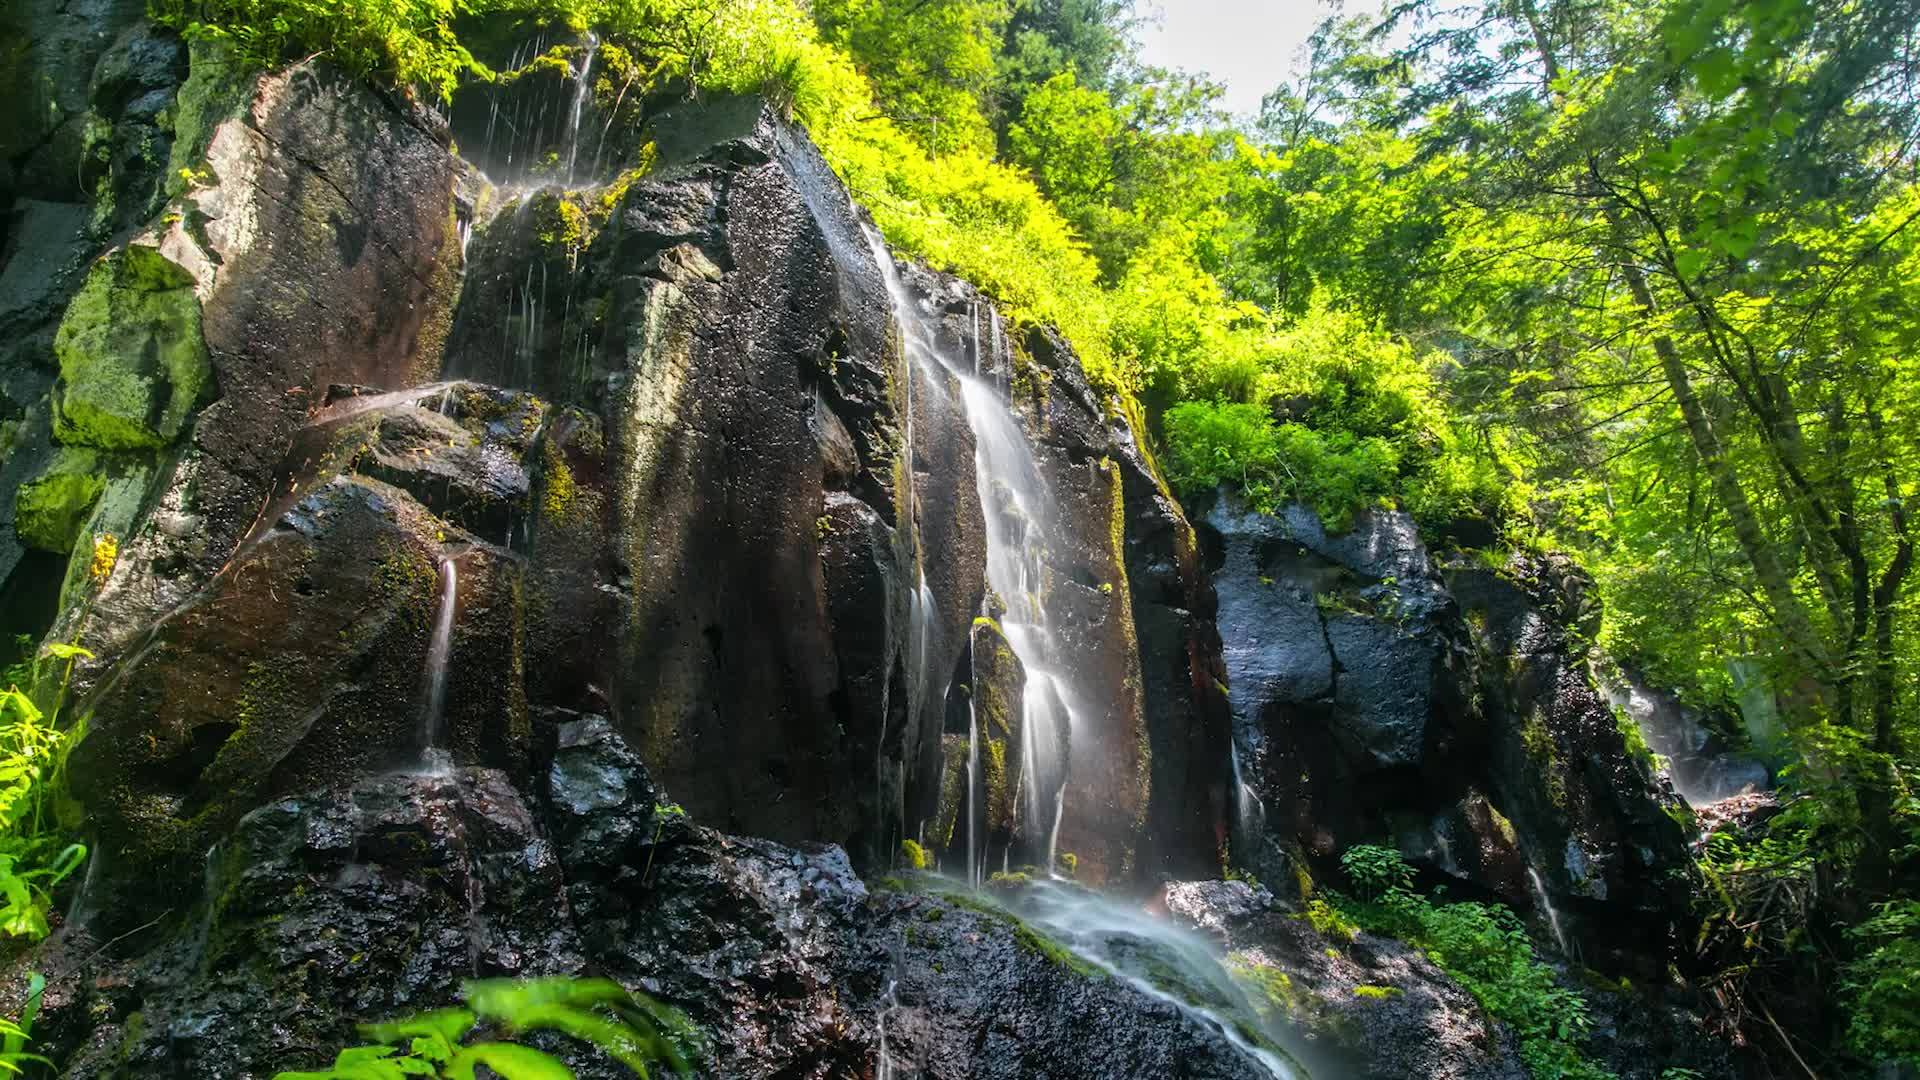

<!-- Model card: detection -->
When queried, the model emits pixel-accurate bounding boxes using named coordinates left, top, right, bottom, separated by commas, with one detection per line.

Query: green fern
left=273, top=977, right=698, bottom=1079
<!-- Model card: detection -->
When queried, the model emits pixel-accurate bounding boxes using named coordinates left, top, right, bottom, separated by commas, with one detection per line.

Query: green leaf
left=1694, top=47, right=1740, bottom=98
left=447, top=1042, right=576, bottom=1080
left=8, top=971, right=44, bottom=1058
left=358, top=1007, right=476, bottom=1062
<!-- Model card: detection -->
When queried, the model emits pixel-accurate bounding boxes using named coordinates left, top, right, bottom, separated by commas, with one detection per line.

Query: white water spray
left=1229, top=741, right=1267, bottom=837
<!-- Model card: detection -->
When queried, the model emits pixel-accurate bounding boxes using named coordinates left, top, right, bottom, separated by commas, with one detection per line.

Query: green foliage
left=1338, top=845, right=1611, bottom=1080
left=0, top=643, right=91, bottom=941
left=0, top=971, right=50, bottom=1076
left=1840, top=901, right=1920, bottom=1066
left=1338, top=844, right=1412, bottom=902
left=1162, top=402, right=1279, bottom=504
left=1351, top=984, right=1402, bottom=1000
left=899, top=838, right=930, bottom=871
left=1159, top=309, right=1506, bottom=528
left=271, top=976, right=698, bottom=1079
left=149, top=0, right=485, bottom=102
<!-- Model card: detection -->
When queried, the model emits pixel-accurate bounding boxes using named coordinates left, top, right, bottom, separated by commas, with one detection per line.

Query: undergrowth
left=0, top=643, right=92, bottom=941
left=1336, top=845, right=1613, bottom=1080
left=272, top=976, right=699, bottom=1079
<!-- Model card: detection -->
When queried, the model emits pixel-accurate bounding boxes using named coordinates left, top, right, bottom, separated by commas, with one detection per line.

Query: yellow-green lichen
left=541, top=441, right=579, bottom=520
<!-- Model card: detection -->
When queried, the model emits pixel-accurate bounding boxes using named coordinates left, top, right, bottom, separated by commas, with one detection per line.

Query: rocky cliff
left=0, top=11, right=1735, bottom=1078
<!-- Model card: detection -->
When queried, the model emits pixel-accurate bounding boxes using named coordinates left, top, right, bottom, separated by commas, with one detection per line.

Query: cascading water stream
left=420, top=556, right=459, bottom=767
left=1012, top=882, right=1301, bottom=1079
left=864, top=230, right=1304, bottom=1079
left=865, top=228, right=1079, bottom=870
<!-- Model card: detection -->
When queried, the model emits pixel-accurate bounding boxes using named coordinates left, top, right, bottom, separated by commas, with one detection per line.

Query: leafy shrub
left=1339, top=844, right=1412, bottom=901
left=1159, top=308, right=1505, bottom=529
left=272, top=976, right=698, bottom=1079
left=1162, top=401, right=1279, bottom=503
left=1336, top=845, right=1612, bottom=1080
left=150, top=0, right=487, bottom=101
left=1841, top=900, right=1920, bottom=1067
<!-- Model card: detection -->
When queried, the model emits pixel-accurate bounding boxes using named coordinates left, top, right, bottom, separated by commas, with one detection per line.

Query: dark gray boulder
left=1201, top=491, right=1697, bottom=970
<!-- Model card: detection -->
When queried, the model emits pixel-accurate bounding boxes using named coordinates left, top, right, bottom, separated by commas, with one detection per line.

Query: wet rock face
left=896, top=270, right=1232, bottom=886
left=16, top=54, right=465, bottom=700
left=1445, top=558, right=1697, bottom=966
left=32, top=721, right=1279, bottom=1080
left=1203, top=492, right=1695, bottom=966
left=8, top=4, right=1238, bottom=889
left=445, top=108, right=932, bottom=861
left=69, top=464, right=534, bottom=916
left=1160, top=878, right=1737, bottom=1080
left=871, top=891, right=1277, bottom=1080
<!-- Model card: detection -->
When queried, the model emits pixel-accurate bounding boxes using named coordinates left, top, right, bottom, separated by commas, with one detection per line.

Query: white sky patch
left=1134, top=1, right=1336, bottom=118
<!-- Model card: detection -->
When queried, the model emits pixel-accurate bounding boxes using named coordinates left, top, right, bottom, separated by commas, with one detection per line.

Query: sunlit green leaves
left=272, top=977, right=696, bottom=1079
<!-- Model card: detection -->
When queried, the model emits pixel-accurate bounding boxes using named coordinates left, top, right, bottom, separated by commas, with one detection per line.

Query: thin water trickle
left=1230, top=742, right=1267, bottom=838
left=965, top=697, right=980, bottom=888
left=865, top=227, right=1081, bottom=868
left=1526, top=867, right=1572, bottom=956
left=190, top=843, right=222, bottom=965
left=876, top=976, right=902, bottom=1080
left=420, top=556, right=459, bottom=761
left=563, top=33, right=599, bottom=185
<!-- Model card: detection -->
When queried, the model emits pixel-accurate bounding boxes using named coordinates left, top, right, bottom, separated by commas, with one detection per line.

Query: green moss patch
left=14, top=450, right=105, bottom=552
left=52, top=246, right=212, bottom=450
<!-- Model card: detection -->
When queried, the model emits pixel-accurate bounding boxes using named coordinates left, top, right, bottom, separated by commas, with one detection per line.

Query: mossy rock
left=52, top=245, right=211, bottom=450
left=14, top=448, right=104, bottom=552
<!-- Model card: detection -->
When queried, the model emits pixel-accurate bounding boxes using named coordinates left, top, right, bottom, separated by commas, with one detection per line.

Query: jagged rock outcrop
left=1164, top=880, right=1531, bottom=1080
left=1201, top=493, right=1697, bottom=971
left=27, top=717, right=1283, bottom=1079
left=1160, top=879, right=1737, bottom=1080
left=6, top=16, right=1237, bottom=965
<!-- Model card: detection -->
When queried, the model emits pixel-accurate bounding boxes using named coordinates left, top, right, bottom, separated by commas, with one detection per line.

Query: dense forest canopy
left=9, top=0, right=1914, bottom=1072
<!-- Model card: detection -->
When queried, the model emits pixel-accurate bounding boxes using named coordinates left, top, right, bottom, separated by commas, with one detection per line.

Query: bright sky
left=1134, top=1, right=1334, bottom=119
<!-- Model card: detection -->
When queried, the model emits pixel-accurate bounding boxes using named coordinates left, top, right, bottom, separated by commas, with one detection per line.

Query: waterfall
left=865, top=228, right=1080, bottom=870
left=420, top=556, right=459, bottom=764
left=876, top=976, right=902, bottom=1080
